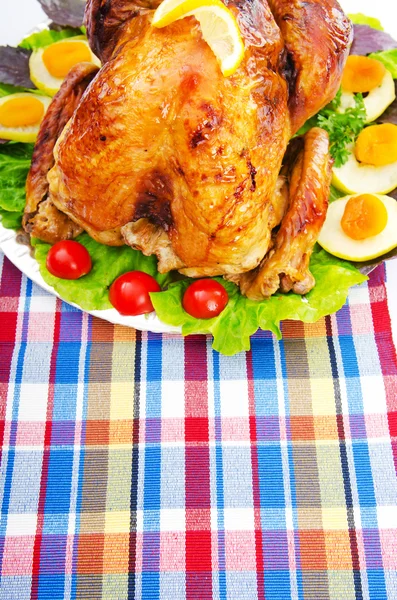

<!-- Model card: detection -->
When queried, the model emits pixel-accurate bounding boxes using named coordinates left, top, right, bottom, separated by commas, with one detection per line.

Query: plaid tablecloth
left=0, top=251, right=397, bottom=600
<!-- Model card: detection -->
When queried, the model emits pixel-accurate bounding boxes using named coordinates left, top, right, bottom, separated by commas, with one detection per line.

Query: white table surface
left=0, top=0, right=397, bottom=344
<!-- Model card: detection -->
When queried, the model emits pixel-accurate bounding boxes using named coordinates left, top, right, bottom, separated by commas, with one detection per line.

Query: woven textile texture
left=0, top=252, right=397, bottom=600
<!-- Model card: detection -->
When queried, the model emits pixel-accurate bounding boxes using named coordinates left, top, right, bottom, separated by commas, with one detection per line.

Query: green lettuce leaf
left=19, top=28, right=84, bottom=51
left=0, top=83, right=29, bottom=97
left=150, top=246, right=367, bottom=355
left=32, top=233, right=175, bottom=311
left=0, top=83, right=47, bottom=97
left=348, top=13, right=384, bottom=30
left=0, top=143, right=33, bottom=213
left=329, top=185, right=345, bottom=203
left=370, top=49, right=397, bottom=78
left=0, top=209, right=23, bottom=230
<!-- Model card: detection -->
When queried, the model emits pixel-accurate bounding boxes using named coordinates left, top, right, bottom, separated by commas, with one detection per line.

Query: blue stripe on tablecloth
left=259, top=446, right=291, bottom=600
left=142, top=333, right=162, bottom=600
left=273, top=339, right=300, bottom=600
left=212, top=349, right=227, bottom=600
left=38, top=310, right=75, bottom=598
left=147, top=332, right=163, bottom=387
left=128, top=330, right=142, bottom=600
left=351, top=328, right=397, bottom=503
left=278, top=337, right=304, bottom=600
left=58, top=310, right=83, bottom=343
left=70, top=316, right=92, bottom=600
left=336, top=304, right=388, bottom=600
left=257, top=445, right=285, bottom=507
left=55, top=343, right=83, bottom=384
left=251, top=338, right=292, bottom=599
left=44, top=450, right=74, bottom=515
left=0, top=277, right=32, bottom=600
left=326, top=316, right=364, bottom=600
left=44, top=311, right=81, bottom=520
left=251, top=337, right=278, bottom=416
left=0, top=278, right=32, bottom=547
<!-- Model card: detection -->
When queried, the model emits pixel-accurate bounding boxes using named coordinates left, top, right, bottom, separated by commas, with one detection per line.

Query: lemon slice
left=332, top=143, right=397, bottom=195
left=152, top=0, right=245, bottom=76
left=0, top=93, right=52, bottom=143
left=30, top=39, right=101, bottom=97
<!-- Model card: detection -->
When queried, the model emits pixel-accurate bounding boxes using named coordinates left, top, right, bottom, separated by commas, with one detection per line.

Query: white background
left=1, top=1, right=46, bottom=46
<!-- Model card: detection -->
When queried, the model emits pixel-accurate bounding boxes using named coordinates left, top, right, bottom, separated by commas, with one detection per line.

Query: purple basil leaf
left=0, top=140, right=8, bottom=145
left=0, top=46, right=34, bottom=88
left=378, top=81, right=397, bottom=125
left=351, top=24, right=397, bottom=56
left=390, top=188, right=397, bottom=200
left=38, top=0, right=85, bottom=28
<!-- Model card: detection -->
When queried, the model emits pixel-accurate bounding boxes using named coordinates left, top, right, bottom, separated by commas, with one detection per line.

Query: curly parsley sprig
left=297, top=89, right=367, bottom=167
left=317, top=91, right=366, bottom=167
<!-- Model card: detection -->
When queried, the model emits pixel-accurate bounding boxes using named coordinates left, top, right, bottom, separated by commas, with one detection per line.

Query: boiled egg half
left=29, top=38, right=100, bottom=97
left=318, top=193, right=397, bottom=261
left=340, top=55, right=395, bottom=123
left=333, top=123, right=397, bottom=194
left=0, top=93, right=52, bottom=142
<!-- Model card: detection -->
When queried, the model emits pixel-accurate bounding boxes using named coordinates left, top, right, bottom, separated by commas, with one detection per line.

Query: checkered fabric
left=0, top=252, right=397, bottom=600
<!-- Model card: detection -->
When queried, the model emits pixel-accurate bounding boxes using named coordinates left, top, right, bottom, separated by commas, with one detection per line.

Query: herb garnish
left=298, top=89, right=367, bottom=167
left=317, top=90, right=366, bottom=167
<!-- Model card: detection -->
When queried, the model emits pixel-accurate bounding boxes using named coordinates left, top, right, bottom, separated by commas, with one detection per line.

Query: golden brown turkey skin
left=24, top=63, right=98, bottom=243
left=48, top=3, right=291, bottom=276
left=238, top=128, right=332, bottom=299
left=268, top=0, right=353, bottom=132
left=26, top=0, right=353, bottom=298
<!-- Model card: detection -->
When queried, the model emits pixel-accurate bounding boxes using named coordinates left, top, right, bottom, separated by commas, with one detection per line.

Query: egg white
left=0, top=93, right=52, bottom=142
left=29, top=38, right=101, bottom=97
left=339, top=69, right=396, bottom=123
left=318, top=193, right=397, bottom=261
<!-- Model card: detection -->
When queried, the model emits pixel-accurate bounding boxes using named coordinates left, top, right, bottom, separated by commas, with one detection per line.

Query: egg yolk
left=43, top=41, right=92, bottom=79
left=341, top=194, right=388, bottom=240
left=0, top=96, right=44, bottom=128
left=355, top=123, right=397, bottom=167
left=341, top=55, right=386, bottom=93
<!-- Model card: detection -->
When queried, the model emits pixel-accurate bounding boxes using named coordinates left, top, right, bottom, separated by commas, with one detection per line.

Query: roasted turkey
left=23, top=0, right=352, bottom=299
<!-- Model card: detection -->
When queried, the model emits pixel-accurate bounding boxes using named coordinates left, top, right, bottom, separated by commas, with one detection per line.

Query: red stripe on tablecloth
left=368, top=265, right=397, bottom=473
left=184, top=336, right=212, bottom=600
left=0, top=260, right=22, bottom=462
left=0, top=314, right=19, bottom=343
left=389, top=412, right=397, bottom=438
left=30, top=300, right=60, bottom=599
left=0, top=257, right=22, bottom=299
left=246, top=351, right=265, bottom=600
left=0, top=256, right=21, bottom=347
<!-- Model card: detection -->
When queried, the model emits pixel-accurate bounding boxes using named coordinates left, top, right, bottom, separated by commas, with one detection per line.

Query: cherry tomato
left=109, top=271, right=161, bottom=316
left=46, top=240, right=92, bottom=280
left=182, top=279, right=229, bottom=319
